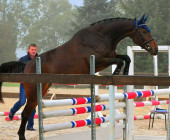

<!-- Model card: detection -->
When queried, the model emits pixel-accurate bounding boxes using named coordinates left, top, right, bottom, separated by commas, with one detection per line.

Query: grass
left=2, top=82, right=20, bottom=87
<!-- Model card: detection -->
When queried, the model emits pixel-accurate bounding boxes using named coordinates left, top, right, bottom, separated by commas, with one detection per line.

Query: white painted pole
left=127, top=46, right=134, bottom=139
left=126, top=85, right=134, bottom=140
left=112, top=65, right=117, bottom=74
left=153, top=55, right=158, bottom=76
left=109, top=85, right=116, bottom=140
left=112, top=65, right=121, bottom=116
left=127, top=46, right=134, bottom=75
left=153, top=55, right=158, bottom=91
left=94, top=72, right=104, bottom=118
left=95, top=72, right=99, bottom=95
left=112, top=65, right=117, bottom=92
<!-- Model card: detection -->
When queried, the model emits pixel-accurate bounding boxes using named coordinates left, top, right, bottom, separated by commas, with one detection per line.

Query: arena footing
left=134, top=135, right=166, bottom=140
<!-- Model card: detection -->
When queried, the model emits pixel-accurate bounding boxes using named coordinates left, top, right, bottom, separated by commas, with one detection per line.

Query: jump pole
left=36, top=57, right=44, bottom=140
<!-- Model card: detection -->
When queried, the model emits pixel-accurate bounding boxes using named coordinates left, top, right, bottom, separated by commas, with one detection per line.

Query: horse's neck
left=99, top=20, right=135, bottom=46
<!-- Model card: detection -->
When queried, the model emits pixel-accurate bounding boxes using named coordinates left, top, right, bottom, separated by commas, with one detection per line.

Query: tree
left=0, top=0, right=48, bottom=62
left=21, top=0, right=73, bottom=53
left=70, top=0, right=117, bottom=36
left=113, top=0, right=170, bottom=73
left=0, top=0, right=18, bottom=63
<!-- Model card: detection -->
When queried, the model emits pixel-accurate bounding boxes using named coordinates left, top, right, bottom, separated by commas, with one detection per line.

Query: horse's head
left=132, top=14, right=158, bottom=55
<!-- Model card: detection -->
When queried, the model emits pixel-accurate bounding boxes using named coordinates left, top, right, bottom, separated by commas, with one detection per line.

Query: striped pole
left=42, top=89, right=170, bottom=108
left=5, top=114, right=151, bottom=121
left=0, top=111, right=22, bottom=116
left=5, top=114, right=39, bottom=121
left=43, top=104, right=110, bottom=118
left=98, top=89, right=170, bottom=102
left=42, top=97, right=91, bottom=107
left=43, top=114, right=126, bottom=132
left=134, top=100, right=169, bottom=107
left=5, top=100, right=168, bottom=121
left=134, top=115, right=150, bottom=120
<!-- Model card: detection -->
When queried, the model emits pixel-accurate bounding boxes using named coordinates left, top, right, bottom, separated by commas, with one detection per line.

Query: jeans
left=10, top=84, right=36, bottom=128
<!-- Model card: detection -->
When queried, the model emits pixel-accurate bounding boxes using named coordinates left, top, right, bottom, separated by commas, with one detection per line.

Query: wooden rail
left=0, top=74, right=170, bottom=86
left=2, top=92, right=90, bottom=99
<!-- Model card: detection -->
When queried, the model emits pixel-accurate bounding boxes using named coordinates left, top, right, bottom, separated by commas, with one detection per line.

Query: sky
left=69, top=0, right=83, bottom=6
left=16, top=0, right=84, bottom=58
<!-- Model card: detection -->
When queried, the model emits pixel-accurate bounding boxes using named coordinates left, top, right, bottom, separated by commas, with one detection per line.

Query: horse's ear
left=137, top=14, right=145, bottom=25
left=144, top=15, right=148, bottom=22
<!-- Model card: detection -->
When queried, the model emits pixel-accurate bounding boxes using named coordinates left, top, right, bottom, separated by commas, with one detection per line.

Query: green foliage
left=112, top=0, right=170, bottom=73
left=21, top=0, right=73, bottom=52
left=69, top=0, right=117, bottom=35
left=0, top=0, right=18, bottom=63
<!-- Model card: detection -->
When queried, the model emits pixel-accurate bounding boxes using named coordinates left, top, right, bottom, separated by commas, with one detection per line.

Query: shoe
left=26, top=127, right=36, bottom=131
left=9, top=112, right=14, bottom=120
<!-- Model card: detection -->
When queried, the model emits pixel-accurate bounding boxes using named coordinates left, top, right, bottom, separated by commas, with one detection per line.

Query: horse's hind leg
left=17, top=99, right=37, bottom=140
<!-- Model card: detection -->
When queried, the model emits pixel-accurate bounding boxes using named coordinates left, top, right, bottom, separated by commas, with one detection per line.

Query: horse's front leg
left=96, top=58, right=124, bottom=75
left=116, top=54, right=131, bottom=75
left=18, top=100, right=37, bottom=140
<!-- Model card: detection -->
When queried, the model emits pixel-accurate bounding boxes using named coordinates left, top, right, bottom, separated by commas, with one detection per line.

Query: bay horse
left=0, top=14, right=158, bottom=140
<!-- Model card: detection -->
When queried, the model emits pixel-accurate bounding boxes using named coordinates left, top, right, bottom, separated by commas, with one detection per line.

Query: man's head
left=28, top=43, right=37, bottom=58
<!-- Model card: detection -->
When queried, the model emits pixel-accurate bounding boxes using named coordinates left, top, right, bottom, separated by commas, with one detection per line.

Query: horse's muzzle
left=150, top=46, right=158, bottom=55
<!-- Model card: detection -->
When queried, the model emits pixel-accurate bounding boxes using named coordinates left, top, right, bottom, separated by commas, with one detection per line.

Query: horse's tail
left=0, top=61, right=26, bottom=103
left=0, top=82, right=3, bottom=103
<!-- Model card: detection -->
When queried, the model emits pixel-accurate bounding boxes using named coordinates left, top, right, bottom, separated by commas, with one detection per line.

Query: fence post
left=167, top=46, right=170, bottom=140
left=167, top=95, right=170, bottom=140
left=126, top=85, right=134, bottom=140
left=90, top=55, right=96, bottom=140
left=123, top=85, right=127, bottom=140
left=109, top=85, right=116, bottom=140
left=36, top=57, right=44, bottom=140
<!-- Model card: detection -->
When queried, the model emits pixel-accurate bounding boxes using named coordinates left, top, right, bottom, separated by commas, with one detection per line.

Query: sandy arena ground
left=0, top=87, right=168, bottom=140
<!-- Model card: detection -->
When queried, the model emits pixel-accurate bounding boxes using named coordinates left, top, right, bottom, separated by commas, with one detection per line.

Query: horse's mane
left=90, top=17, right=133, bottom=26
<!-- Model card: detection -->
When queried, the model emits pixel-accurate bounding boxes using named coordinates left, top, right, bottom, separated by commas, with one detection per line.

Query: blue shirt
left=19, top=52, right=38, bottom=63
left=18, top=52, right=38, bottom=72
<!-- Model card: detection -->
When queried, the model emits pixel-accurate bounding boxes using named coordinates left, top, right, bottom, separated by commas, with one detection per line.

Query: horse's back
left=24, top=42, right=90, bottom=74
left=24, top=27, right=110, bottom=75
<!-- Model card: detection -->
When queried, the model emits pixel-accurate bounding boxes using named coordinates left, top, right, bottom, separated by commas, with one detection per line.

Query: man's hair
left=28, top=43, right=37, bottom=49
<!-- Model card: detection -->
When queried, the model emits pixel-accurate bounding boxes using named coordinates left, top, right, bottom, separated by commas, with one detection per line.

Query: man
left=9, top=43, right=38, bottom=131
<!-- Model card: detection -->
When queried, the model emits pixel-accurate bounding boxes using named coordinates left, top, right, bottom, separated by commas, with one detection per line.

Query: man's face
left=28, top=46, right=37, bottom=57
